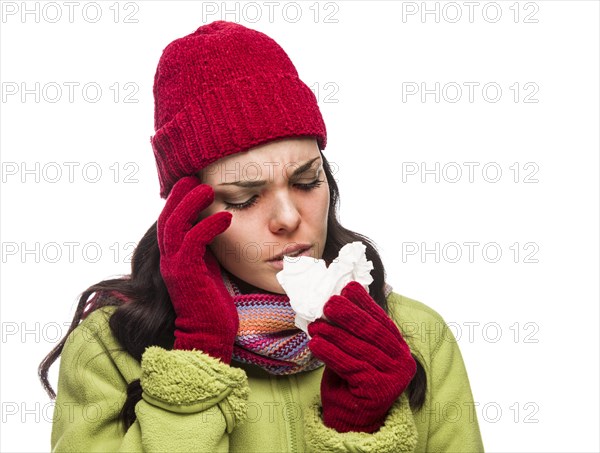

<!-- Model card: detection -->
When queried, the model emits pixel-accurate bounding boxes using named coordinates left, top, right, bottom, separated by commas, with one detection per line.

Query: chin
left=254, top=280, right=286, bottom=295
left=269, top=285, right=286, bottom=295
left=228, top=269, right=287, bottom=296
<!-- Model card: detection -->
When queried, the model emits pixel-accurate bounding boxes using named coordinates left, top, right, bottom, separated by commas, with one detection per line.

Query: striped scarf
left=221, top=270, right=325, bottom=375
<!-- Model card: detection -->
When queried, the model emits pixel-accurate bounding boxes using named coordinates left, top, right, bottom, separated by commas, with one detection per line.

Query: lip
left=268, top=243, right=312, bottom=262
left=267, top=244, right=312, bottom=271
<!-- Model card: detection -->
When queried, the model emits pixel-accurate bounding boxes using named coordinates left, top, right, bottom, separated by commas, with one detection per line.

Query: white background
left=1, top=1, right=599, bottom=452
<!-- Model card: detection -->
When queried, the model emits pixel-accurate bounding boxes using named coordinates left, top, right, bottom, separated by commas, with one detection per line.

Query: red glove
left=157, top=176, right=238, bottom=363
left=307, top=281, right=417, bottom=433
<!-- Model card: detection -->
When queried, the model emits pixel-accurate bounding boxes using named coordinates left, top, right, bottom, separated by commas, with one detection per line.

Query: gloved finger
left=181, top=211, right=233, bottom=263
left=308, top=322, right=378, bottom=383
left=340, top=281, right=407, bottom=345
left=163, top=184, right=216, bottom=257
left=308, top=318, right=398, bottom=374
left=157, top=176, right=201, bottom=255
left=323, top=295, right=406, bottom=357
left=311, top=319, right=418, bottom=401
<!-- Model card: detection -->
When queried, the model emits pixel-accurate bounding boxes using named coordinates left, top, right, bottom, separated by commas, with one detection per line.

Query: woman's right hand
left=157, top=176, right=238, bottom=363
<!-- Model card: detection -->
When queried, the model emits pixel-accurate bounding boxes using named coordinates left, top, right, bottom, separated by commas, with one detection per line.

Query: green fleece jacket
left=50, top=292, right=484, bottom=452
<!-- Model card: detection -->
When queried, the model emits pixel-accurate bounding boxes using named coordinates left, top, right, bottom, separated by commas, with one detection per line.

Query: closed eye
left=223, top=179, right=324, bottom=211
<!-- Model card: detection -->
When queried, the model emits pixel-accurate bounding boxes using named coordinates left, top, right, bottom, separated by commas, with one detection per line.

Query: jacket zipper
left=279, top=375, right=299, bottom=452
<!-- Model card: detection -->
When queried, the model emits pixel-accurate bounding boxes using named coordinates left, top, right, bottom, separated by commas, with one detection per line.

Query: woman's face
left=198, top=137, right=330, bottom=294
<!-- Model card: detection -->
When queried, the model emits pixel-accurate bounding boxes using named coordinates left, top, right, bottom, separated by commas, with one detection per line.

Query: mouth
left=268, top=244, right=313, bottom=262
left=267, top=244, right=313, bottom=270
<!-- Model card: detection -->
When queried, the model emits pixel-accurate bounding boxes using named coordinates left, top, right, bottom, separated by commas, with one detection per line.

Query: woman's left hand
left=307, top=281, right=417, bottom=434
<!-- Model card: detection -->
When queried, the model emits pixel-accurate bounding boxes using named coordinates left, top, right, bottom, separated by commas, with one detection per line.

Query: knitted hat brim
left=151, top=72, right=327, bottom=199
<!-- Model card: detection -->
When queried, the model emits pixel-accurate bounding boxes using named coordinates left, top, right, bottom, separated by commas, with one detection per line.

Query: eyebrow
left=218, top=157, right=321, bottom=187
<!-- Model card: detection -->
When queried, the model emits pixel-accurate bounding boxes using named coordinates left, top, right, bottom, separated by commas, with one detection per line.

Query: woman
left=39, top=20, right=484, bottom=452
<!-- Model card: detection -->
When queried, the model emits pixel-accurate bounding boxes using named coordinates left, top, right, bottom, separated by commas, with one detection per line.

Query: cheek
left=322, top=189, right=330, bottom=217
left=310, top=187, right=330, bottom=224
left=211, top=224, right=238, bottom=258
left=299, top=188, right=329, bottom=237
left=209, top=216, right=256, bottom=264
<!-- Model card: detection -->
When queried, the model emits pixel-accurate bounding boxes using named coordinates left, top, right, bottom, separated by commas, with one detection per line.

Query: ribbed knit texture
left=150, top=20, right=327, bottom=198
left=222, top=270, right=324, bottom=375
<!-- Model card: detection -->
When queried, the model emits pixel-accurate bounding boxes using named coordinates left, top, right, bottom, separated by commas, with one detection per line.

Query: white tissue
left=275, top=241, right=374, bottom=336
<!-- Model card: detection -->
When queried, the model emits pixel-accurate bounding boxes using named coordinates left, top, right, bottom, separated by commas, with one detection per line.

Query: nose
left=268, top=191, right=301, bottom=234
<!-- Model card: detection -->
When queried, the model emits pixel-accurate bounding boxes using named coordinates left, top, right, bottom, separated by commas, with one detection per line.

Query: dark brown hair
left=38, top=150, right=427, bottom=430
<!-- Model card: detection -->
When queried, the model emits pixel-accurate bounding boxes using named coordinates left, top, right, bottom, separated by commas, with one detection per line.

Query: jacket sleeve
left=50, top=312, right=250, bottom=453
left=303, top=391, right=418, bottom=453
left=422, top=320, right=485, bottom=452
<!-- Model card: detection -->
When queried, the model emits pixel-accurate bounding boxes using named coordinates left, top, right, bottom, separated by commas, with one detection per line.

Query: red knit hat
left=150, top=20, right=328, bottom=199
